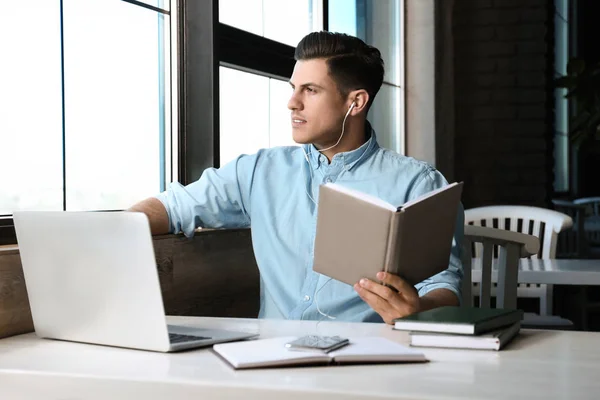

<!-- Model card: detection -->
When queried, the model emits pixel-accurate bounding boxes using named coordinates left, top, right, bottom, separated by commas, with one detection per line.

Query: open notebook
left=213, top=336, right=427, bottom=369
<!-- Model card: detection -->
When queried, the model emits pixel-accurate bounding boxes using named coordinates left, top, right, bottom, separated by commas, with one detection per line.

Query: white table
left=471, top=258, right=600, bottom=285
left=1, top=317, right=600, bottom=399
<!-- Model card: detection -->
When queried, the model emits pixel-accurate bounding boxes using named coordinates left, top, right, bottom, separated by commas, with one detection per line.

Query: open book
left=313, top=182, right=463, bottom=286
left=213, top=336, right=427, bottom=369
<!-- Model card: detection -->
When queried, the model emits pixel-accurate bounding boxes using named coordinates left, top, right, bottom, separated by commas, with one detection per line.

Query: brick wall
left=452, top=0, right=553, bottom=208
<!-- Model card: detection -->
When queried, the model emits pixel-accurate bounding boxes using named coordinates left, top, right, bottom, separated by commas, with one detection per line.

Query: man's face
left=287, top=59, right=349, bottom=147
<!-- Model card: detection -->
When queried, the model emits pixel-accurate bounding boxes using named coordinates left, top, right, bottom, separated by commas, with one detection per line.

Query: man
left=129, top=31, right=463, bottom=324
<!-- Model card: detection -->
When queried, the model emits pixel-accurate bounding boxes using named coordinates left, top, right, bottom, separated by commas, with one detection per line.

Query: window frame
left=0, top=0, right=174, bottom=245
left=179, top=0, right=329, bottom=184
left=3, top=1, right=376, bottom=245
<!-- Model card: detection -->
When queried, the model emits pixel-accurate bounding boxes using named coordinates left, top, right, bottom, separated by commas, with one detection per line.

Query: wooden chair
left=552, top=199, right=588, bottom=258
left=574, top=197, right=600, bottom=216
left=574, top=197, right=600, bottom=253
left=553, top=197, right=600, bottom=329
left=462, top=225, right=539, bottom=309
left=464, top=206, right=572, bottom=316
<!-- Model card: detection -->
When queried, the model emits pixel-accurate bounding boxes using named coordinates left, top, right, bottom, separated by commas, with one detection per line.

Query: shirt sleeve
left=154, top=153, right=257, bottom=237
left=409, top=168, right=465, bottom=303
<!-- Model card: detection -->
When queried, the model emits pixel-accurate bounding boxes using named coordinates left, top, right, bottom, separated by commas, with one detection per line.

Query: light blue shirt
left=156, top=127, right=464, bottom=323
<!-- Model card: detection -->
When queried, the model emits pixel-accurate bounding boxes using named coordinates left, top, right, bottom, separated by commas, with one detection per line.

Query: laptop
left=13, top=210, right=258, bottom=352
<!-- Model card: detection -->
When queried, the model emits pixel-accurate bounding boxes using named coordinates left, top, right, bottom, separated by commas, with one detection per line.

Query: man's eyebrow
left=288, top=81, right=326, bottom=90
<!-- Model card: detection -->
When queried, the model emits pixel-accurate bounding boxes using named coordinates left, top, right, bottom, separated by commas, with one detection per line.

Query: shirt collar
left=303, top=121, right=379, bottom=171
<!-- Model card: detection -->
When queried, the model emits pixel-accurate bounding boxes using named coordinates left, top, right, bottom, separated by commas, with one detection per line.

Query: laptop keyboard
left=169, top=333, right=212, bottom=344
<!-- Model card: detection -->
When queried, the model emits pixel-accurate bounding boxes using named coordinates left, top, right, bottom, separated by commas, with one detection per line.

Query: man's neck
left=319, top=120, right=368, bottom=162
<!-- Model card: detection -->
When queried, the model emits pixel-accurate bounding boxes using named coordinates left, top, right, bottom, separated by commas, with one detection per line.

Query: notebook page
left=328, top=337, right=427, bottom=363
left=400, top=182, right=458, bottom=209
left=213, top=337, right=330, bottom=369
left=323, top=183, right=398, bottom=212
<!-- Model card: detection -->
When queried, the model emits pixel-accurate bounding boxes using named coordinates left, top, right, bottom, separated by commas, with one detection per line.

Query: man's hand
left=354, top=272, right=460, bottom=324
left=354, top=272, right=421, bottom=324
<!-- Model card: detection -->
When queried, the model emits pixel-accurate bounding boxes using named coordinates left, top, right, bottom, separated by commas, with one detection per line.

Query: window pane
left=219, top=67, right=270, bottom=166
left=262, top=0, right=318, bottom=47
left=63, top=0, right=167, bottom=210
left=330, top=0, right=405, bottom=153
left=367, top=0, right=403, bottom=86
left=329, top=0, right=403, bottom=86
left=219, top=0, right=321, bottom=47
left=0, top=2, right=63, bottom=214
left=219, top=68, right=296, bottom=166
left=554, top=0, right=569, bottom=192
left=369, top=83, right=404, bottom=154
left=219, top=0, right=263, bottom=37
left=329, top=0, right=357, bottom=36
left=269, top=79, right=296, bottom=147
left=125, top=0, right=170, bottom=12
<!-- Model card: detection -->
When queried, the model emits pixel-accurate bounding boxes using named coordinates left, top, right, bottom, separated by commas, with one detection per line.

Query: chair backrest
left=464, top=206, right=572, bottom=259
left=574, top=197, right=600, bottom=247
left=462, top=225, right=540, bottom=309
left=551, top=199, right=588, bottom=257
left=573, top=197, right=600, bottom=216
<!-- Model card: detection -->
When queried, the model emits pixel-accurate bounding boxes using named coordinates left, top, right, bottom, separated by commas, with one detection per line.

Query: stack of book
left=393, top=306, right=523, bottom=351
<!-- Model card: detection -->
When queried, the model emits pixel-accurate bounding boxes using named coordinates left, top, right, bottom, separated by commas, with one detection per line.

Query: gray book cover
left=312, top=182, right=463, bottom=287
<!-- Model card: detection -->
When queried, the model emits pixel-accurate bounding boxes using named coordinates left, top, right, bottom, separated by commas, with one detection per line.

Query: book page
left=329, top=337, right=427, bottom=363
left=213, top=337, right=330, bottom=369
left=400, top=182, right=459, bottom=209
left=323, top=183, right=397, bottom=211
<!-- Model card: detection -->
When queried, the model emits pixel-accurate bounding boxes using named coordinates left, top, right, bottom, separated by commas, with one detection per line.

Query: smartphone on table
left=285, top=335, right=349, bottom=353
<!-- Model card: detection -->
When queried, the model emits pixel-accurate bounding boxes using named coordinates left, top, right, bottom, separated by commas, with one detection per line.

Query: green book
left=393, top=306, right=523, bottom=335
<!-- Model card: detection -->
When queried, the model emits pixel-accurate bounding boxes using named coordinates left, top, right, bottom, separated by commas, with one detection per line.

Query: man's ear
left=348, top=89, right=370, bottom=115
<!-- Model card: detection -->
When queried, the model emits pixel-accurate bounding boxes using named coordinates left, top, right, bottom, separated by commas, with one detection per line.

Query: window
left=1, top=1, right=63, bottom=214
left=217, top=0, right=324, bottom=165
left=219, top=67, right=296, bottom=166
left=62, top=0, right=172, bottom=210
left=134, top=0, right=171, bottom=11
left=553, top=0, right=570, bottom=192
left=330, top=0, right=405, bottom=154
left=217, top=0, right=405, bottom=163
left=219, top=0, right=321, bottom=47
left=0, top=0, right=175, bottom=215
left=2, top=1, right=406, bottom=244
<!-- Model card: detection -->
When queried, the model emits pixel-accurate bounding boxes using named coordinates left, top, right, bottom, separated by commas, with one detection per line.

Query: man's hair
left=294, top=31, right=384, bottom=111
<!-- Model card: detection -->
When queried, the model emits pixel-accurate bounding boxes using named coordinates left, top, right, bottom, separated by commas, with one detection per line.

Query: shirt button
left=303, top=295, right=311, bottom=301
left=324, top=177, right=332, bottom=183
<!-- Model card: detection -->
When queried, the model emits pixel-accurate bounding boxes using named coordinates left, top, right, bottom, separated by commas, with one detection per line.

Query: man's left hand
left=354, top=271, right=420, bottom=324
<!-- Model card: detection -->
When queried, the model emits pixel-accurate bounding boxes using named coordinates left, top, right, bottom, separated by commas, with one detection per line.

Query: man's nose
left=287, top=93, right=302, bottom=111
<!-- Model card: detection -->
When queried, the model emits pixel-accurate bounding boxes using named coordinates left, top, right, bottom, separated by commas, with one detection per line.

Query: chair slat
left=521, top=219, right=531, bottom=235
left=496, top=244, right=520, bottom=309
left=479, top=242, right=493, bottom=308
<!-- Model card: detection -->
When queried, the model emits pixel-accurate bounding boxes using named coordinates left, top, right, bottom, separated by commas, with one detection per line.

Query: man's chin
left=292, top=131, right=312, bottom=145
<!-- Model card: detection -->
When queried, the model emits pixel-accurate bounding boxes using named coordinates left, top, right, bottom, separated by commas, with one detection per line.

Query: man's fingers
left=357, top=278, right=404, bottom=308
left=353, top=283, right=389, bottom=315
left=377, top=272, right=415, bottom=296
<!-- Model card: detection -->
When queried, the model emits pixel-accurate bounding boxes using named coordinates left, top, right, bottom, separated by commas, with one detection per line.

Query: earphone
left=317, top=101, right=355, bottom=153
left=301, top=100, right=357, bottom=205
left=301, top=100, right=357, bottom=321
